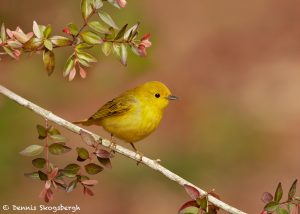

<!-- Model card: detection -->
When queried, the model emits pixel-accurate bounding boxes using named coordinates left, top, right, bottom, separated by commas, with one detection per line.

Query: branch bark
left=0, top=84, right=247, bottom=214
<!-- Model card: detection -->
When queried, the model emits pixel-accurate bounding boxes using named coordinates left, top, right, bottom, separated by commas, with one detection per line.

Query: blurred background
left=1, top=0, right=300, bottom=213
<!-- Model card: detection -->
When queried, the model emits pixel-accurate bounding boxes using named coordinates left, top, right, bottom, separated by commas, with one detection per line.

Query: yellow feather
left=73, top=81, right=177, bottom=144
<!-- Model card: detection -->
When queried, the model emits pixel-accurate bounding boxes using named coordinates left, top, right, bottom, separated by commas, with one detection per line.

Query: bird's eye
left=155, top=93, right=160, bottom=98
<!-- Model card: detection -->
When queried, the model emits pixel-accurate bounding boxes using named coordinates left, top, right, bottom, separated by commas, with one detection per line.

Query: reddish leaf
left=96, top=149, right=113, bottom=158
left=261, top=192, right=273, bottom=203
left=81, top=179, right=98, bottom=186
left=83, top=186, right=94, bottom=196
left=68, top=67, right=76, bottom=81
left=45, top=180, right=51, bottom=190
left=79, top=66, right=87, bottom=79
left=80, top=130, right=96, bottom=146
left=39, top=187, right=47, bottom=199
left=49, top=168, right=59, bottom=180
left=183, top=184, right=200, bottom=200
left=46, top=189, right=53, bottom=202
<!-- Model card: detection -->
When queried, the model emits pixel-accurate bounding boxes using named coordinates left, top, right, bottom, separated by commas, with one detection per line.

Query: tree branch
left=0, top=84, right=247, bottom=214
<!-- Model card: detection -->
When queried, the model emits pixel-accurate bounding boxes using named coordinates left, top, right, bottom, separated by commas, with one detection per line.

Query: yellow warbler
left=74, top=81, right=177, bottom=152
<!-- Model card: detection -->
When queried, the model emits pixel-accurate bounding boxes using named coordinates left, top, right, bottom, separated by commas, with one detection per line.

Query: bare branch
left=0, top=84, right=247, bottom=214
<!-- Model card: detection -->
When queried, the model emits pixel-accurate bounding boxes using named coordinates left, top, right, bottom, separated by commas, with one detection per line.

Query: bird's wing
left=88, top=94, right=136, bottom=121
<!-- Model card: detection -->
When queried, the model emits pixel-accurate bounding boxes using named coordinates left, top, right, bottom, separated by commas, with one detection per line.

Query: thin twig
left=0, top=84, right=247, bottom=214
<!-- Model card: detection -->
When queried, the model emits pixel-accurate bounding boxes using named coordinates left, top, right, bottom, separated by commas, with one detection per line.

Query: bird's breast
left=101, top=103, right=163, bottom=142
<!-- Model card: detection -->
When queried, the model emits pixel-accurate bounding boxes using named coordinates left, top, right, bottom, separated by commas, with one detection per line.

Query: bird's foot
left=135, top=151, right=144, bottom=166
left=109, top=135, right=117, bottom=154
left=129, top=143, right=144, bottom=166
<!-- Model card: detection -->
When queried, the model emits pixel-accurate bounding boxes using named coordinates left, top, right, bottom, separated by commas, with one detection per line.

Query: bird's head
left=136, top=81, right=177, bottom=110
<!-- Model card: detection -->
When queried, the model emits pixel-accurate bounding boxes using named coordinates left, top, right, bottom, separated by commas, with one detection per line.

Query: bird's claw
left=135, top=151, right=144, bottom=166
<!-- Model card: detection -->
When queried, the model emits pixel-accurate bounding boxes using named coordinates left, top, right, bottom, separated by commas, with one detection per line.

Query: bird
left=73, top=81, right=177, bottom=154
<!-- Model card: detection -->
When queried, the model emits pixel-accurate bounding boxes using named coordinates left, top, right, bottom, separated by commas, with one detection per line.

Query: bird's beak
left=165, top=95, right=178, bottom=100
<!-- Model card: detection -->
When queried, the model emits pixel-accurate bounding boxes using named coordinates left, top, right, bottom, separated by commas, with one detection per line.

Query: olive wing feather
left=89, top=95, right=136, bottom=121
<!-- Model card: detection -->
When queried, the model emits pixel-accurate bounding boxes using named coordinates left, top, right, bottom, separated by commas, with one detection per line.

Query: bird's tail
left=73, top=119, right=93, bottom=126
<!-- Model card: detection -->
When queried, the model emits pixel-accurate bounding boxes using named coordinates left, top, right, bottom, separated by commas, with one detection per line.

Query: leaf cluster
left=0, top=0, right=151, bottom=80
left=261, top=180, right=300, bottom=214
left=178, top=184, right=220, bottom=214
left=21, top=123, right=113, bottom=202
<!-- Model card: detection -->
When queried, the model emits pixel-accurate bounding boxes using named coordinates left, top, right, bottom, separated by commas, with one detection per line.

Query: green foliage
left=22, top=122, right=113, bottom=203
left=0, top=0, right=151, bottom=81
left=261, top=180, right=300, bottom=214
left=178, top=185, right=219, bottom=214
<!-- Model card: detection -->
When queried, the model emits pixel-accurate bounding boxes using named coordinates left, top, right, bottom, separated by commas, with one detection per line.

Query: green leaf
left=63, top=163, right=80, bottom=178
left=20, top=145, right=44, bottom=157
left=23, top=37, right=44, bottom=51
left=43, top=50, right=55, bottom=76
left=50, top=36, right=72, bottom=47
left=36, top=124, right=47, bottom=139
left=3, top=46, right=16, bottom=59
left=80, top=31, right=102, bottom=45
left=264, top=201, right=279, bottom=212
left=288, top=179, right=297, bottom=200
left=101, top=42, right=112, bottom=56
left=84, top=163, right=103, bottom=175
left=81, top=0, right=93, bottom=20
left=274, top=182, right=283, bottom=202
left=77, top=51, right=97, bottom=63
left=277, top=207, right=289, bottom=214
left=76, top=43, right=93, bottom=51
left=63, top=54, right=75, bottom=77
left=120, top=44, right=127, bottom=66
left=7, top=40, right=22, bottom=48
left=76, top=147, right=89, bottom=160
left=32, top=158, right=46, bottom=169
left=97, top=156, right=112, bottom=169
left=196, top=197, right=208, bottom=210
left=38, top=170, right=48, bottom=181
left=48, top=127, right=61, bottom=136
left=88, top=21, right=110, bottom=34
left=33, top=21, right=43, bottom=39
left=49, top=143, right=71, bottom=155
left=39, top=25, right=47, bottom=36
left=92, top=0, right=103, bottom=9
left=179, top=206, right=199, bottom=214
left=11, top=31, right=29, bottom=43
left=112, top=43, right=121, bottom=57
left=105, top=27, right=115, bottom=39
left=43, top=25, right=52, bottom=38
left=49, top=134, right=67, bottom=143
left=1, top=23, right=6, bottom=42
left=66, top=179, right=78, bottom=193
left=24, top=172, right=40, bottom=180
left=115, top=24, right=128, bottom=40
left=78, top=58, right=91, bottom=67
left=44, top=39, right=53, bottom=51
left=67, top=23, right=79, bottom=35
left=98, top=11, right=118, bottom=29
left=124, top=23, right=139, bottom=40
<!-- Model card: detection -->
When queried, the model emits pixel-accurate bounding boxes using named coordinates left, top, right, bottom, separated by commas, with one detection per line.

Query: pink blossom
left=116, top=0, right=127, bottom=8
